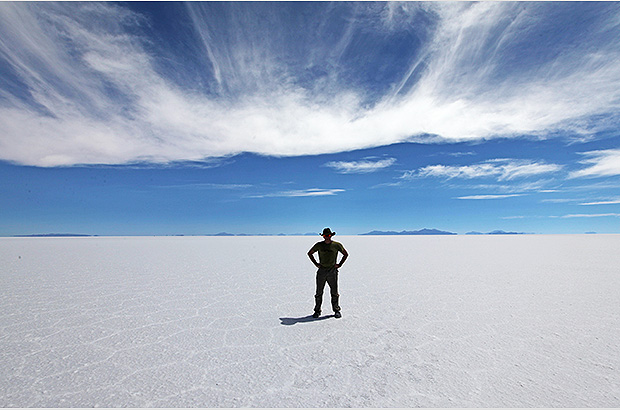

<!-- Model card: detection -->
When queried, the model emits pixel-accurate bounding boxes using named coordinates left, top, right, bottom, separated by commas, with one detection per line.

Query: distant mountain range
left=10, top=230, right=537, bottom=237
left=11, top=232, right=318, bottom=237
left=13, top=233, right=96, bottom=237
left=360, top=228, right=457, bottom=236
left=193, top=229, right=526, bottom=236
left=211, top=232, right=316, bottom=237
left=466, top=230, right=526, bottom=235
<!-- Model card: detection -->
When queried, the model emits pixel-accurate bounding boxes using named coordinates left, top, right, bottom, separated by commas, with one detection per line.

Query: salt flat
left=1, top=235, right=619, bottom=407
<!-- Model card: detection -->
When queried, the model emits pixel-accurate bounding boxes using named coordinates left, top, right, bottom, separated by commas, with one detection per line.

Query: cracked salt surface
left=1, top=235, right=619, bottom=407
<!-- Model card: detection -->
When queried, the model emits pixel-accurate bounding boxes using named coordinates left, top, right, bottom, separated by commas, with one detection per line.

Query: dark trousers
left=314, top=266, right=340, bottom=313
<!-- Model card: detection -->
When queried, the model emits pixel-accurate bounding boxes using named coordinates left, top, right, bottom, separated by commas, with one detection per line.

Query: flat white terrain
left=1, top=235, right=619, bottom=407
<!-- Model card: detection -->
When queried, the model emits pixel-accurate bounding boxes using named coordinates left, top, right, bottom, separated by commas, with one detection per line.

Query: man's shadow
left=279, top=314, right=335, bottom=325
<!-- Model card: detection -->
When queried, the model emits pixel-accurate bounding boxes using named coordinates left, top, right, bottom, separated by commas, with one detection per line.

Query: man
left=307, top=227, right=349, bottom=319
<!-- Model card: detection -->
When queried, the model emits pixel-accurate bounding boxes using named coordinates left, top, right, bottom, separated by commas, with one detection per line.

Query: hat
left=321, top=227, right=336, bottom=236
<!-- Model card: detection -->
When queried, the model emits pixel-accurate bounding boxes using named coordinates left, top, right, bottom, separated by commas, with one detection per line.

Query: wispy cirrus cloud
left=324, top=157, right=396, bottom=174
left=570, top=149, right=620, bottom=178
left=403, top=159, right=562, bottom=181
left=579, top=198, right=620, bottom=206
left=446, top=152, right=476, bottom=158
left=542, top=198, right=579, bottom=204
left=559, top=213, right=620, bottom=218
left=1, top=2, right=620, bottom=167
left=456, top=194, right=524, bottom=200
left=247, top=188, right=345, bottom=198
left=465, top=181, right=557, bottom=194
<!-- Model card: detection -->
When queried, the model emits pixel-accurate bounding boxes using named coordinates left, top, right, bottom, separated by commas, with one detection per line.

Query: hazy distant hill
left=210, top=232, right=317, bottom=236
left=13, top=233, right=95, bottom=237
left=466, top=230, right=525, bottom=235
left=361, top=228, right=457, bottom=236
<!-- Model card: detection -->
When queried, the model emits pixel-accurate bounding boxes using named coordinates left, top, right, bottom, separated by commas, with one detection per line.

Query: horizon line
left=2, top=232, right=614, bottom=238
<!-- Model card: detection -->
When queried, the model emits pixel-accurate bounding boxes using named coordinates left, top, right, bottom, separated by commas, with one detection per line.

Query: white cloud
left=580, top=198, right=620, bottom=205
left=464, top=181, right=556, bottom=194
left=447, top=152, right=476, bottom=157
left=324, top=158, right=396, bottom=174
left=560, top=213, right=620, bottom=218
left=405, top=159, right=562, bottom=181
left=542, top=198, right=578, bottom=204
left=456, top=194, right=524, bottom=200
left=1, top=3, right=620, bottom=166
left=370, top=181, right=403, bottom=189
left=570, top=149, right=620, bottom=178
left=248, top=188, right=345, bottom=198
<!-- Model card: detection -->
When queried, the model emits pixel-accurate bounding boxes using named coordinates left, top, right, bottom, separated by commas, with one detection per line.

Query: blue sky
left=1, top=1, right=620, bottom=235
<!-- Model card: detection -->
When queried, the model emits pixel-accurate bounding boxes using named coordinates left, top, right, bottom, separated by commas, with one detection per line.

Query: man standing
left=307, top=228, right=349, bottom=319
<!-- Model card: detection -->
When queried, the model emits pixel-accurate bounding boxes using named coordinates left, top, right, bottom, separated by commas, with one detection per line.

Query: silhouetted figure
left=307, top=227, right=348, bottom=319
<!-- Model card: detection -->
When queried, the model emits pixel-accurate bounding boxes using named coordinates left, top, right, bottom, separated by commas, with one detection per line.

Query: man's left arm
left=335, top=246, right=348, bottom=269
left=308, top=245, right=321, bottom=268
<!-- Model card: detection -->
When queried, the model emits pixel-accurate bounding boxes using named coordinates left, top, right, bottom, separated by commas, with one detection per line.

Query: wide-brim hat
left=321, top=228, right=336, bottom=236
